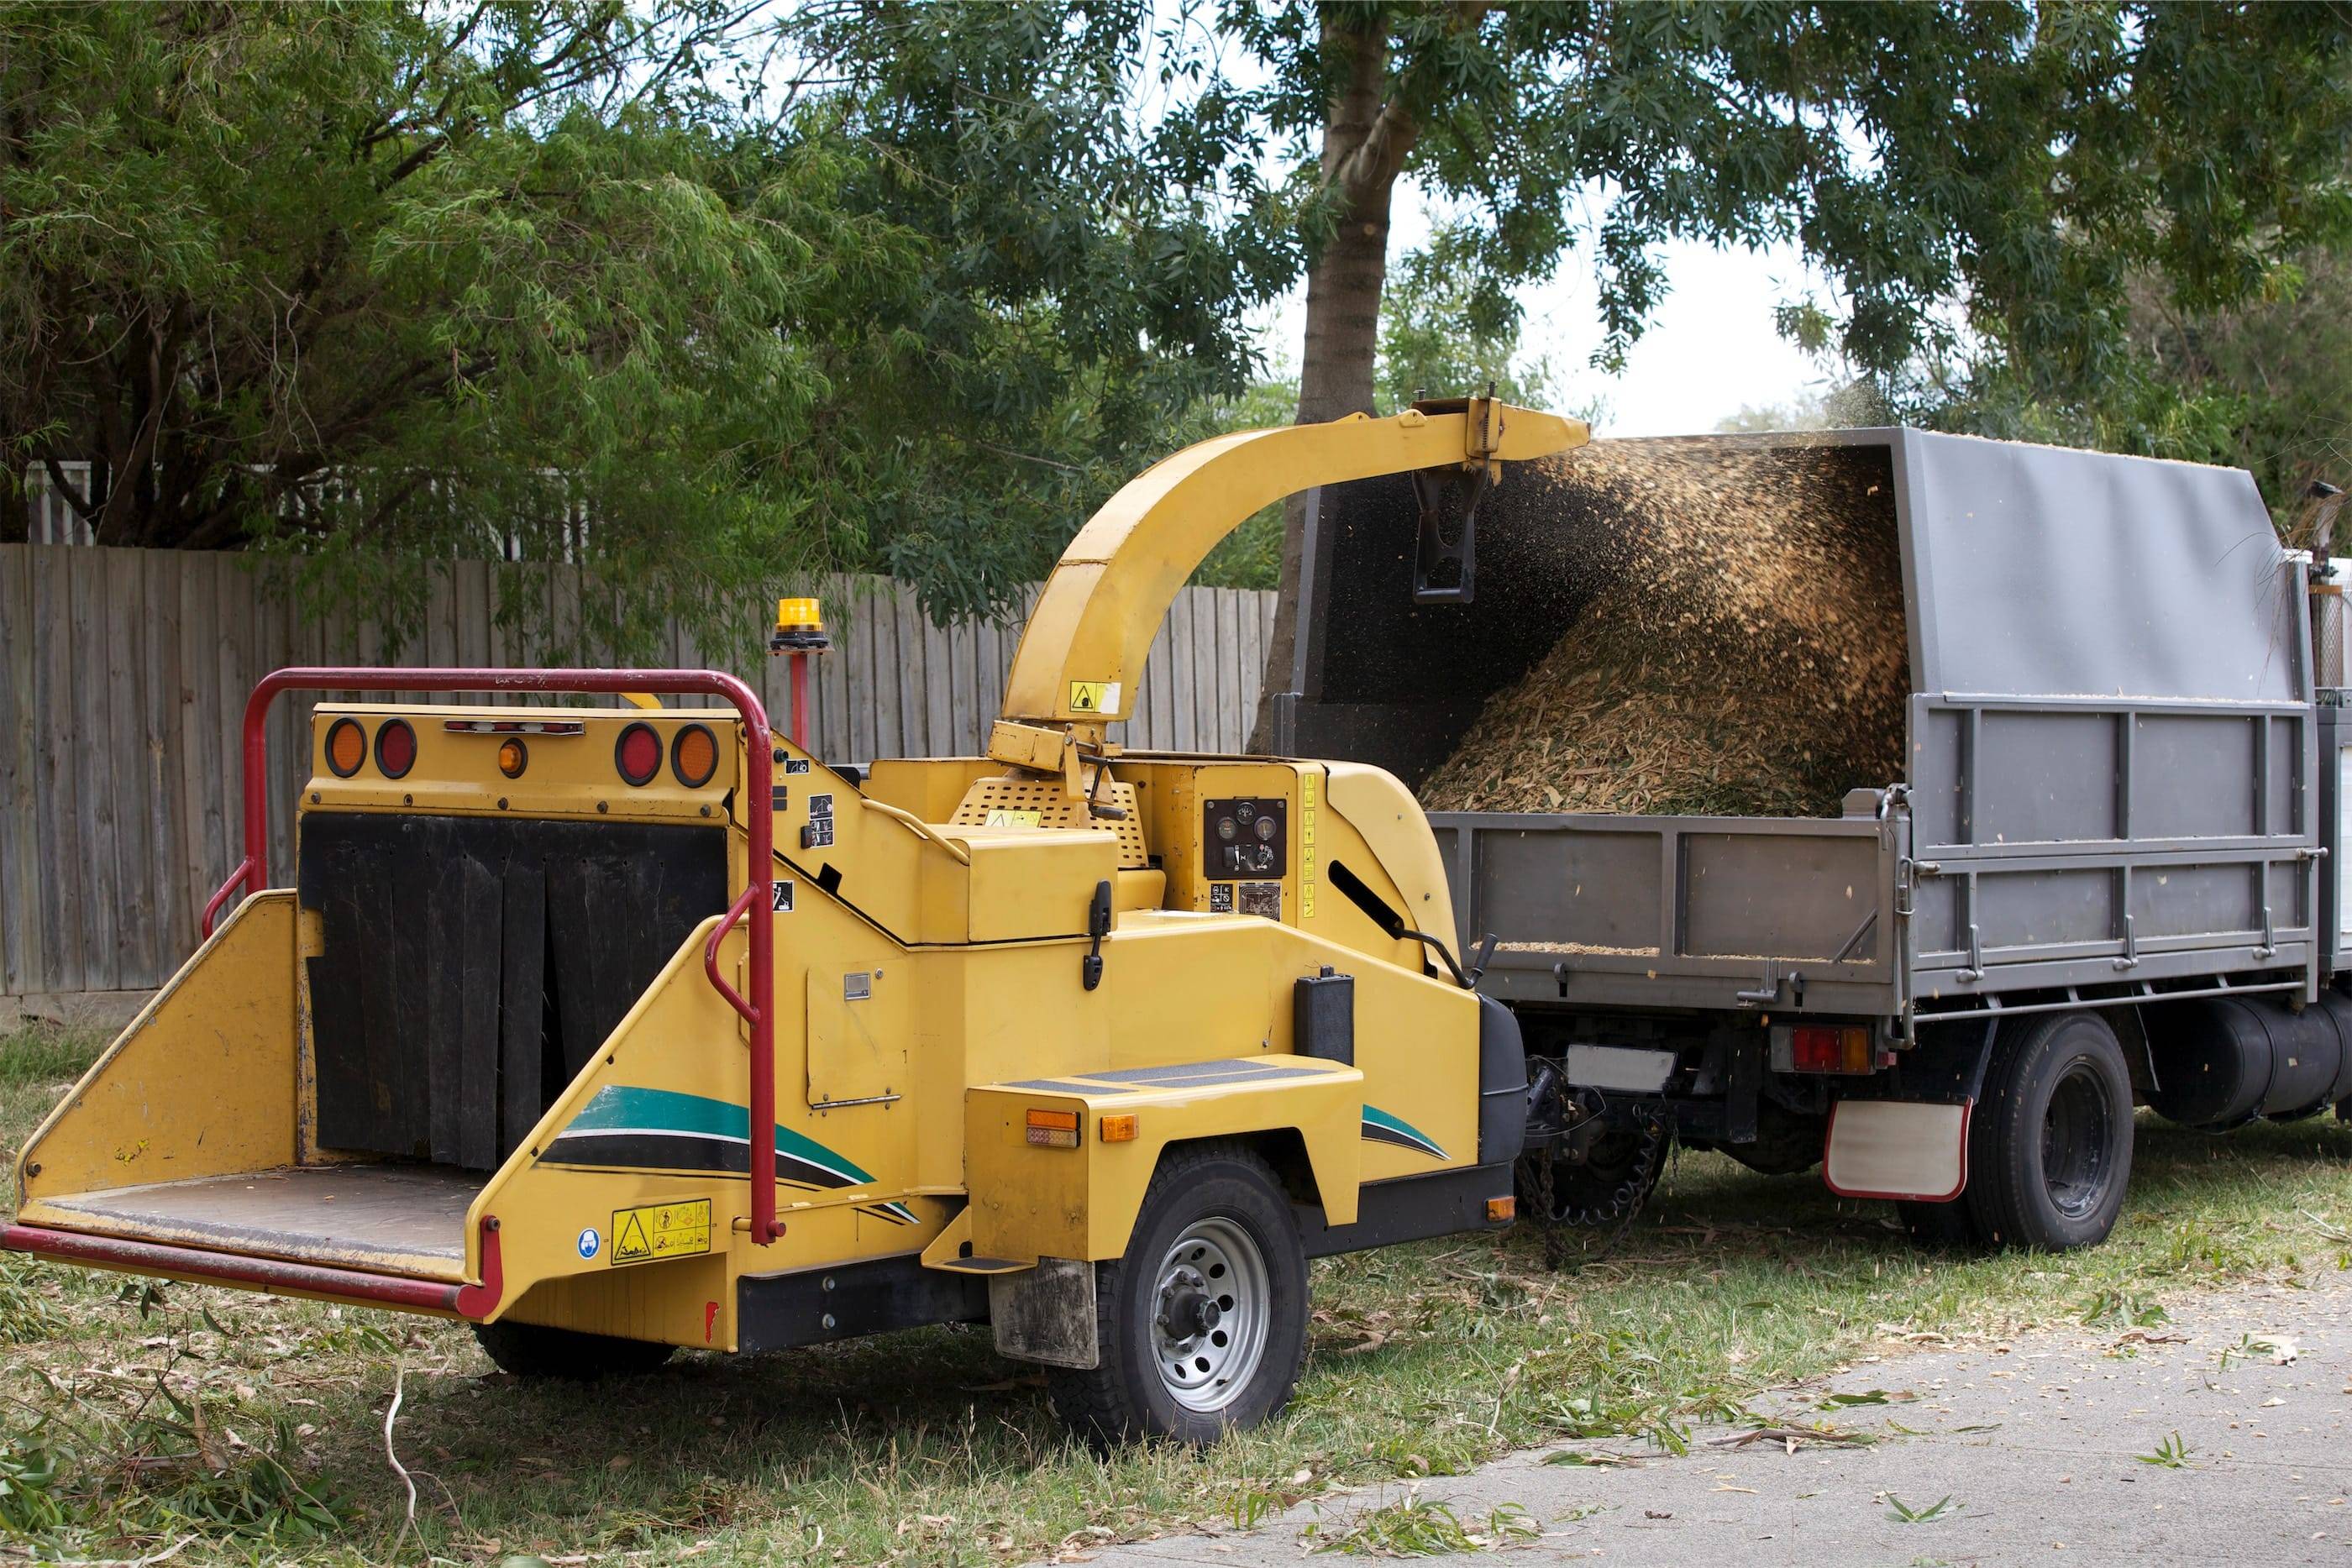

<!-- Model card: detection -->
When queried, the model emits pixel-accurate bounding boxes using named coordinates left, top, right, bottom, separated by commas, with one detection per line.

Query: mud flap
left=1823, top=1099, right=1970, bottom=1203
left=989, top=1258, right=1098, bottom=1369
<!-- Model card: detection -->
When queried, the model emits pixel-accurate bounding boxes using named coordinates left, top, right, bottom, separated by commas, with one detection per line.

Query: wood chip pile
left=1416, top=438, right=1908, bottom=818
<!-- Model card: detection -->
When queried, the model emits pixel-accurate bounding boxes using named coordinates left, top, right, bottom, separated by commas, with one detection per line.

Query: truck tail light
left=326, top=718, right=366, bottom=778
left=615, top=721, right=661, bottom=786
left=496, top=738, right=528, bottom=778
left=1790, top=1024, right=1872, bottom=1074
left=1026, top=1108, right=1080, bottom=1148
left=374, top=718, right=417, bottom=779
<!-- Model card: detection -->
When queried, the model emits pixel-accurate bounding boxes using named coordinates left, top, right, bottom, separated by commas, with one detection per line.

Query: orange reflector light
left=496, top=737, right=528, bottom=778
left=326, top=717, right=366, bottom=778
left=671, top=722, right=719, bottom=789
left=1026, top=1108, right=1080, bottom=1148
left=1099, top=1113, right=1138, bottom=1143
left=1790, top=1024, right=1873, bottom=1074
left=1486, top=1196, right=1516, bottom=1223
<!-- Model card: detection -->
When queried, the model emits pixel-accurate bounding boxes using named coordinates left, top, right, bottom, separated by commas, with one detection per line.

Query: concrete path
left=1097, top=1267, right=2352, bottom=1567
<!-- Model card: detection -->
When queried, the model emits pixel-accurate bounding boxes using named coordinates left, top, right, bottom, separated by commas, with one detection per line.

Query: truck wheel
left=1047, top=1143, right=1308, bottom=1447
left=473, top=1321, right=675, bottom=1379
left=1965, top=1014, right=2134, bottom=1251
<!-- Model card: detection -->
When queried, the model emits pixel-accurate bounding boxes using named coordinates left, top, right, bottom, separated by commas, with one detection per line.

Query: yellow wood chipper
left=3, top=400, right=1583, bottom=1444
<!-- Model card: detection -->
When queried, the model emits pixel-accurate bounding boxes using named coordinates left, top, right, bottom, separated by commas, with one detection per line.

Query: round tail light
left=616, top=721, right=661, bottom=786
left=671, top=723, right=718, bottom=789
left=326, top=717, right=366, bottom=778
left=497, top=737, right=528, bottom=778
left=374, top=718, right=417, bottom=779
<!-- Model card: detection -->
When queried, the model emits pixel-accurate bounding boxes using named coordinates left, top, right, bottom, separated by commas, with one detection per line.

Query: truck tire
left=1047, top=1142, right=1308, bottom=1447
left=473, top=1321, right=675, bottom=1380
left=1964, top=1014, right=2134, bottom=1251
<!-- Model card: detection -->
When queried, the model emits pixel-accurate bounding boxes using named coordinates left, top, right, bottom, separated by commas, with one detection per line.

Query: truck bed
left=1431, top=809, right=1903, bottom=1016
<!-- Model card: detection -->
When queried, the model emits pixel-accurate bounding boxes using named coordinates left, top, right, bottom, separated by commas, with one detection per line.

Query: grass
left=3, top=1020, right=2350, bottom=1564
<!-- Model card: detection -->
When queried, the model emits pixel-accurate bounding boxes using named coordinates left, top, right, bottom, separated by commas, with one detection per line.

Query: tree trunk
left=1247, top=13, right=1416, bottom=753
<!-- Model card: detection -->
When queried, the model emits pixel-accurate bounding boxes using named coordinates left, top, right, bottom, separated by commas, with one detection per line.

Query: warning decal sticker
left=610, top=1198, right=712, bottom=1266
left=1067, top=679, right=1122, bottom=716
left=984, top=808, right=1043, bottom=827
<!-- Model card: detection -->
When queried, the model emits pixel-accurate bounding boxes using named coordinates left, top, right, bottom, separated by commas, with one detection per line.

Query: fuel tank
left=2145, top=994, right=2352, bottom=1130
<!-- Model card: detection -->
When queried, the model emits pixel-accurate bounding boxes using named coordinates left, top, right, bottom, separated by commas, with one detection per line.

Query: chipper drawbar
left=4, top=399, right=1584, bottom=1444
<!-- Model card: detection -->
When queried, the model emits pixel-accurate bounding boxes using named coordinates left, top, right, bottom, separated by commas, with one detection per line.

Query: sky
left=1250, top=180, right=1841, bottom=439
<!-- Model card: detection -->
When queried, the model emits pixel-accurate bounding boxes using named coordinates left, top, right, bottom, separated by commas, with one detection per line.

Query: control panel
left=1203, top=796, right=1289, bottom=882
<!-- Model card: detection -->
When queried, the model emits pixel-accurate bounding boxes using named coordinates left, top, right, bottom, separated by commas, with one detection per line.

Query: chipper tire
left=474, top=1321, right=676, bottom=1380
left=1047, top=1142, right=1308, bottom=1447
left=1964, top=1013, right=2134, bottom=1252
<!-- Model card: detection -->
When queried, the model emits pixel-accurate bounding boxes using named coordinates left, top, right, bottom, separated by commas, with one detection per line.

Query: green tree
left=3, top=2, right=916, bottom=650
left=1908, top=245, right=2352, bottom=533
left=1229, top=0, right=2352, bottom=742
left=2, top=1, right=1294, bottom=651
left=1374, top=238, right=1554, bottom=413
left=770, top=0, right=1299, bottom=617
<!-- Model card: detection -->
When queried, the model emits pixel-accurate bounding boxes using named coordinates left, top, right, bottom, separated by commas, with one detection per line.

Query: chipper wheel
left=1961, top=1013, right=2134, bottom=1252
left=474, top=1321, right=676, bottom=1380
left=1047, top=1142, right=1308, bottom=1446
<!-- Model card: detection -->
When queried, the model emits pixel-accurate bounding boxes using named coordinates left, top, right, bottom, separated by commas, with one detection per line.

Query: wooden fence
left=0, top=544, right=1277, bottom=999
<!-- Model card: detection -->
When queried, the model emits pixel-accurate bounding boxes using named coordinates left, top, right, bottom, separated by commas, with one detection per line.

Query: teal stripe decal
left=1362, top=1104, right=1446, bottom=1160
left=561, top=1084, right=877, bottom=1186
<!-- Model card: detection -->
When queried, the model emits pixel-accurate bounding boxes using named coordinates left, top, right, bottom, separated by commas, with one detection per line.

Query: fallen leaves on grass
left=1713, top=1422, right=1877, bottom=1455
left=1301, top=1493, right=1540, bottom=1557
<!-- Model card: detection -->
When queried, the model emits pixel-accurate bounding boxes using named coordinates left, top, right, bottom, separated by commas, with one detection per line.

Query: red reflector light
left=615, top=721, right=661, bottom=786
left=1790, top=1024, right=1872, bottom=1074
left=374, top=718, right=417, bottom=779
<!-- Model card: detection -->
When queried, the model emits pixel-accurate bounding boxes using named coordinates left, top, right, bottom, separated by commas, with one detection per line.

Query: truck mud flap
left=1822, top=1100, right=1969, bottom=1204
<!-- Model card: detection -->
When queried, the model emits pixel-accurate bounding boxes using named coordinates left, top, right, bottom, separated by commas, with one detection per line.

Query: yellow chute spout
left=986, top=396, right=1588, bottom=778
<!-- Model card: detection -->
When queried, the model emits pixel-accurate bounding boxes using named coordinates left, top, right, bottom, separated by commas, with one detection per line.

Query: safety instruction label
left=1299, top=771, right=1318, bottom=918
left=610, top=1198, right=711, bottom=1266
left=1067, top=679, right=1121, bottom=716
left=984, top=808, right=1044, bottom=827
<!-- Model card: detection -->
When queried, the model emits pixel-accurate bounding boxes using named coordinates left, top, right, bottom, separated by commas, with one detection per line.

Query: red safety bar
left=0, top=1217, right=506, bottom=1320
left=202, top=667, right=785, bottom=1246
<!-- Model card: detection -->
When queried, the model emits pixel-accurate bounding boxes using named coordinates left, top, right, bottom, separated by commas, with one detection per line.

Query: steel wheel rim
left=1152, top=1215, right=1270, bottom=1413
left=2040, top=1061, right=2114, bottom=1220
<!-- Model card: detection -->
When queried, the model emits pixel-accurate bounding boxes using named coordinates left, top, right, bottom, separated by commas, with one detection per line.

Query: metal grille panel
left=952, top=776, right=1148, bottom=868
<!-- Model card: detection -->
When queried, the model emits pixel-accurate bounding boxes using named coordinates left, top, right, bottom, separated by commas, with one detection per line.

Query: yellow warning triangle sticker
left=614, top=1211, right=652, bottom=1261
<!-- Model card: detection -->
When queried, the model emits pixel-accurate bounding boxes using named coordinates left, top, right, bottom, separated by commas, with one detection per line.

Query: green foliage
left=1303, top=1494, right=1540, bottom=1557
left=3, top=1, right=1290, bottom=643
left=1886, top=1493, right=1961, bottom=1525
left=1229, top=2, right=2351, bottom=424
left=1376, top=238, right=1556, bottom=412
left=1907, top=245, right=2352, bottom=528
